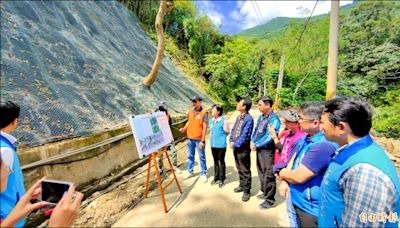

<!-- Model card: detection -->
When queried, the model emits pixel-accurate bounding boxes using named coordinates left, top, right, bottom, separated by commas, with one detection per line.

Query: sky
left=195, top=0, right=354, bottom=34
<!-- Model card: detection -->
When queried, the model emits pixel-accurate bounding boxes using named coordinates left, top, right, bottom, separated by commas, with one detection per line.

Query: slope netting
left=0, top=1, right=212, bottom=147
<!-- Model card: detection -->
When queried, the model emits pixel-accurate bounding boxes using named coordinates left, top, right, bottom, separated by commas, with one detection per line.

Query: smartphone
left=40, top=179, right=74, bottom=205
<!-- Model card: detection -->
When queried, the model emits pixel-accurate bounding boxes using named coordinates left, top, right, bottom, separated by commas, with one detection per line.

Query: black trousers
left=233, top=144, right=251, bottom=193
left=294, top=204, right=318, bottom=228
left=256, top=149, right=276, bottom=205
left=211, top=147, right=226, bottom=181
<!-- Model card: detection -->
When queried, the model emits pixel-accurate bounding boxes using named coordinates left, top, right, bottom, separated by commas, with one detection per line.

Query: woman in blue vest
left=319, top=96, right=400, bottom=227
left=209, top=104, right=230, bottom=188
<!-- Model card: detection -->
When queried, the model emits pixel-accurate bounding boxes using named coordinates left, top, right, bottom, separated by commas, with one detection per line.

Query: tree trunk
left=143, top=0, right=174, bottom=86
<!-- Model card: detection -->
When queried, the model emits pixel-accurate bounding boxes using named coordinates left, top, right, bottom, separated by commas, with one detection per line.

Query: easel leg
left=144, top=155, right=152, bottom=198
left=152, top=153, right=168, bottom=213
left=164, top=148, right=183, bottom=194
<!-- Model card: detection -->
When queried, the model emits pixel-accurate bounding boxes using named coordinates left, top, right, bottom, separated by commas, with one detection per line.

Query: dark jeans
left=234, top=144, right=251, bottom=193
left=256, top=149, right=276, bottom=205
left=211, top=147, right=226, bottom=181
left=294, top=205, right=318, bottom=228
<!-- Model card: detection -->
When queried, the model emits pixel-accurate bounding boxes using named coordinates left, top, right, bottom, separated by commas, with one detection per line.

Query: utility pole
left=326, top=0, right=339, bottom=100
left=275, top=54, right=285, bottom=107
left=263, top=79, right=266, bottom=96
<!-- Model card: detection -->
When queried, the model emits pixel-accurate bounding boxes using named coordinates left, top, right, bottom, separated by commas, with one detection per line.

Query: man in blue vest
left=251, top=96, right=281, bottom=209
left=319, top=96, right=400, bottom=227
left=278, top=101, right=337, bottom=227
left=0, top=100, right=26, bottom=227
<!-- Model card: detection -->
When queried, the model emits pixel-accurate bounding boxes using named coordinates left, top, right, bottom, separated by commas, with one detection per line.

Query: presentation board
left=129, top=112, right=174, bottom=158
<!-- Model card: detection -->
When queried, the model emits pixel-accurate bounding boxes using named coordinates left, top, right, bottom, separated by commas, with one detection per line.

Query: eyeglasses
left=299, top=117, right=314, bottom=122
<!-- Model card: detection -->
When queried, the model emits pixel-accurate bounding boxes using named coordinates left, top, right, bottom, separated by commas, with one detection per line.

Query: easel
left=144, top=146, right=183, bottom=213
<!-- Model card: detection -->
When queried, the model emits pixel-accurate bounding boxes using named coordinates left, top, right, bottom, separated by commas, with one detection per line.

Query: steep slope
left=0, top=1, right=212, bottom=146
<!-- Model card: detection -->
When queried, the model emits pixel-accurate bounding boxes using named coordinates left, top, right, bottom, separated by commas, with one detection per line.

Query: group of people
left=0, top=101, right=83, bottom=227
left=1, top=94, right=399, bottom=227
left=178, top=95, right=399, bottom=227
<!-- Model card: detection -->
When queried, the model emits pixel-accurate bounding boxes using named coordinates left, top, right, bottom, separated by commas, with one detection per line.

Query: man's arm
left=340, top=163, right=397, bottom=227
left=280, top=142, right=335, bottom=184
left=254, top=117, right=280, bottom=148
left=251, top=116, right=260, bottom=143
left=179, top=112, right=190, bottom=132
left=229, top=117, right=237, bottom=142
left=279, top=164, right=316, bottom=184
left=234, top=117, right=254, bottom=149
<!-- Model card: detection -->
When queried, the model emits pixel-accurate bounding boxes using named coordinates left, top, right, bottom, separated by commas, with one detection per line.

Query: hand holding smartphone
left=40, top=179, right=74, bottom=205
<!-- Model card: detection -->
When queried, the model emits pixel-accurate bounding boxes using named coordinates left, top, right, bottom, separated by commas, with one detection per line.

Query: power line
left=250, top=0, right=263, bottom=25
left=273, top=1, right=281, bottom=18
left=287, top=0, right=319, bottom=61
left=254, top=0, right=265, bottom=23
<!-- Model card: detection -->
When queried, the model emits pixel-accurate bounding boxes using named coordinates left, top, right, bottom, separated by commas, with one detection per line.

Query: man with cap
left=179, top=96, right=208, bottom=183
left=268, top=109, right=305, bottom=227
left=155, top=101, right=181, bottom=174
left=270, top=109, right=305, bottom=174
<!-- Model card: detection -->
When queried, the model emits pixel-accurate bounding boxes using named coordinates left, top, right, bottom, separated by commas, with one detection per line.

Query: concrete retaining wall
left=19, top=116, right=187, bottom=189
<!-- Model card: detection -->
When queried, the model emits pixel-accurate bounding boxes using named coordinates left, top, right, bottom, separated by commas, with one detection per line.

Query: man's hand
left=279, top=180, right=290, bottom=199
left=250, top=142, right=256, bottom=151
left=279, top=167, right=288, bottom=179
left=230, top=142, right=234, bottom=149
left=268, top=124, right=277, bottom=136
left=48, top=185, right=83, bottom=228
left=275, top=173, right=282, bottom=181
left=179, top=127, right=186, bottom=133
left=199, top=141, right=205, bottom=149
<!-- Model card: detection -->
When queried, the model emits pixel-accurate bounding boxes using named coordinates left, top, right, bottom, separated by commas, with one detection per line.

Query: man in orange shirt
left=179, top=96, right=208, bottom=183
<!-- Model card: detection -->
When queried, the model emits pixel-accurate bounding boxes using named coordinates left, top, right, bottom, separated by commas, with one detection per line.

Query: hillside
left=236, top=3, right=358, bottom=39
left=0, top=1, right=212, bottom=146
left=236, top=17, right=294, bottom=38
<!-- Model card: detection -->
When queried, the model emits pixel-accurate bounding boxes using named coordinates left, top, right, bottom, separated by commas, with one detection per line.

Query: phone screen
left=41, top=181, right=71, bottom=204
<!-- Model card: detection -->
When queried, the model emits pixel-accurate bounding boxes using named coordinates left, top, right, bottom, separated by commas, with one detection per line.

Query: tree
left=143, top=0, right=174, bottom=86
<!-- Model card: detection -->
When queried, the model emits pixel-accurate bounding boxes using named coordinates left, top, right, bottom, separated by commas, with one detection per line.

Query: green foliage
left=373, top=102, right=400, bottom=139
left=204, top=38, right=260, bottom=104
left=121, top=0, right=400, bottom=138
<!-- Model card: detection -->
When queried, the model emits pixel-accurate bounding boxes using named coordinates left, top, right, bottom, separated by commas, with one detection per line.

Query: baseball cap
left=190, top=96, right=202, bottom=102
left=278, top=109, right=300, bottom=122
left=156, top=100, right=166, bottom=108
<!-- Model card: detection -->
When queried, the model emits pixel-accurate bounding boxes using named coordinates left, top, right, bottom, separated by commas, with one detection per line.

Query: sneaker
left=259, top=201, right=274, bottom=210
left=201, top=175, right=208, bottom=183
left=173, top=166, right=182, bottom=174
left=242, top=192, right=250, bottom=202
left=218, top=180, right=225, bottom=188
left=184, top=172, right=194, bottom=180
left=211, top=179, right=218, bottom=185
left=256, top=193, right=267, bottom=200
left=234, top=186, right=244, bottom=193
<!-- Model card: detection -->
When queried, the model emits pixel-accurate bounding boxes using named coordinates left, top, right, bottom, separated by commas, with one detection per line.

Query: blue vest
left=0, top=135, right=26, bottom=227
left=318, top=135, right=400, bottom=227
left=209, top=117, right=227, bottom=148
left=290, top=131, right=335, bottom=217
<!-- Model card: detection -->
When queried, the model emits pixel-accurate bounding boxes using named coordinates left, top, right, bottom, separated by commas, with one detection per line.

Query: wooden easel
left=144, top=147, right=183, bottom=213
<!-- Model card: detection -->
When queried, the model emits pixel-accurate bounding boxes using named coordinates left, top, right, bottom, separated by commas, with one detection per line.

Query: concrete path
left=113, top=108, right=287, bottom=227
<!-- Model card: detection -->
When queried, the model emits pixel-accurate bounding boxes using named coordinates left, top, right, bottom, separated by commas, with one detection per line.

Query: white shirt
left=0, top=131, right=17, bottom=168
